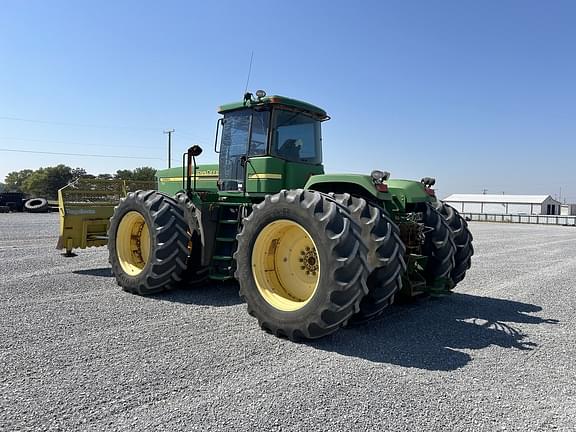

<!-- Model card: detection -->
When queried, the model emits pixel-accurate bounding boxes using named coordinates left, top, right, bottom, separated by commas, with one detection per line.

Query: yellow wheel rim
left=251, top=219, right=320, bottom=311
left=116, top=211, right=151, bottom=276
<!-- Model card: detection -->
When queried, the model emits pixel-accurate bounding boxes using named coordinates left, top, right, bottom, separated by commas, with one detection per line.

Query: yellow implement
left=56, top=179, right=156, bottom=256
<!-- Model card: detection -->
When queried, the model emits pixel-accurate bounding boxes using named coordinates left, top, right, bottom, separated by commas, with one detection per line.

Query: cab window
left=248, top=110, right=269, bottom=156
left=272, top=110, right=322, bottom=164
left=220, top=111, right=250, bottom=158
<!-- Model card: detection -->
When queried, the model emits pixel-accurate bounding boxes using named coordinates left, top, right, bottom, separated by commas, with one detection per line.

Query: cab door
left=218, top=111, right=249, bottom=191
left=218, top=110, right=269, bottom=191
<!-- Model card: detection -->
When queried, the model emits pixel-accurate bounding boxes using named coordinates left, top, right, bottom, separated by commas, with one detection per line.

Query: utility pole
left=163, top=129, right=175, bottom=168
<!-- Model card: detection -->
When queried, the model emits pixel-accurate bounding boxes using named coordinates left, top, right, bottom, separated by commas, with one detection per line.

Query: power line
left=0, top=136, right=163, bottom=151
left=0, top=115, right=214, bottom=144
left=0, top=116, right=213, bottom=143
left=0, top=148, right=163, bottom=160
left=174, top=132, right=211, bottom=144
left=0, top=115, right=164, bottom=132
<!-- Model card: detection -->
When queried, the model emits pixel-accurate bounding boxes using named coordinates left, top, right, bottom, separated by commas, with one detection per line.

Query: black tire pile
left=24, top=198, right=49, bottom=213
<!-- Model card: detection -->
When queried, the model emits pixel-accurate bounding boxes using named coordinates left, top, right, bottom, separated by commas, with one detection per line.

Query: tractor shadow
left=73, top=267, right=113, bottom=277
left=149, top=281, right=243, bottom=307
left=72, top=266, right=243, bottom=307
left=309, top=292, right=558, bottom=371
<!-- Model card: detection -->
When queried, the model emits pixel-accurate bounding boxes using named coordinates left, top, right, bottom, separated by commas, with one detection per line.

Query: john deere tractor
left=108, top=90, right=473, bottom=340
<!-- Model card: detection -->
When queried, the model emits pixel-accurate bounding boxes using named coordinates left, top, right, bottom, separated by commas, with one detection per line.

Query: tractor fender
left=304, top=174, right=391, bottom=204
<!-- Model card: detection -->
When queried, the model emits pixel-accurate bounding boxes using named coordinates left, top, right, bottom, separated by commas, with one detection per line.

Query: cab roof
left=218, top=95, right=328, bottom=120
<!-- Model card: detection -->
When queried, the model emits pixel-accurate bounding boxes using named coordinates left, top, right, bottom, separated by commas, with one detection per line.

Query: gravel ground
left=1, top=213, right=575, bottom=431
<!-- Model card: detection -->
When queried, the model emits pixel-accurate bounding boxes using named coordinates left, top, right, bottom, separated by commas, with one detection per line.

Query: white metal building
left=561, top=204, right=576, bottom=216
left=443, top=194, right=561, bottom=215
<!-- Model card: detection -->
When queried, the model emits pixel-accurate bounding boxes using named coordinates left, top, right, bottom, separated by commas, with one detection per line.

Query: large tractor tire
left=108, top=190, right=189, bottom=295
left=330, top=193, right=406, bottom=322
left=432, top=201, right=474, bottom=285
left=416, top=202, right=456, bottom=288
left=235, top=189, right=369, bottom=341
left=175, top=192, right=209, bottom=287
left=24, top=198, right=48, bottom=213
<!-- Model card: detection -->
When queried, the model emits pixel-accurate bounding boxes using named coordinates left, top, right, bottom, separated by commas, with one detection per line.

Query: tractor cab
left=214, top=91, right=328, bottom=192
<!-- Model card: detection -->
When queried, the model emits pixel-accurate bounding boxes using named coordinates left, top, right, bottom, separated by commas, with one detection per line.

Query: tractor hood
left=386, top=179, right=434, bottom=203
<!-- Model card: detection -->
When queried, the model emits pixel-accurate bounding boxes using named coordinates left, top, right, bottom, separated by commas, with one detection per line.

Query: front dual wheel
left=108, top=190, right=191, bottom=295
left=235, top=189, right=370, bottom=341
left=115, top=211, right=151, bottom=276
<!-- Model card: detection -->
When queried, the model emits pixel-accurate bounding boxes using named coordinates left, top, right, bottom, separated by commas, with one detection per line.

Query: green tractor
left=108, top=90, right=473, bottom=340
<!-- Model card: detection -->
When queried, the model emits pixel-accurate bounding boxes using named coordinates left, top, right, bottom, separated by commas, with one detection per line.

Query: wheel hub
left=251, top=219, right=320, bottom=311
left=300, top=247, right=319, bottom=276
left=116, top=211, right=151, bottom=276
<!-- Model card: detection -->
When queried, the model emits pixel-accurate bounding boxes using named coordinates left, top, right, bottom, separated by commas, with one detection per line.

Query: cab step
left=213, top=255, right=233, bottom=261
left=208, top=274, right=234, bottom=281
left=216, top=237, right=235, bottom=242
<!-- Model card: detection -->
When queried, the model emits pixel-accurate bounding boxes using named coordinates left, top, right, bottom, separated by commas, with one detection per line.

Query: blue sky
left=1, top=1, right=575, bottom=200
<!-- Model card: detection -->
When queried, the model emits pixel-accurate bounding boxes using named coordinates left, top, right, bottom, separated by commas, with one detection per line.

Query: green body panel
left=219, top=95, right=328, bottom=119
left=284, top=161, right=325, bottom=190
left=156, top=164, right=219, bottom=196
left=156, top=158, right=325, bottom=197
left=387, top=179, right=434, bottom=210
left=304, top=174, right=391, bottom=201
left=245, top=157, right=285, bottom=194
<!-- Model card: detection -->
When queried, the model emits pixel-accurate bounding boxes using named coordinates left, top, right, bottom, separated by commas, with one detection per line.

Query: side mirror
left=187, top=145, right=203, bottom=192
left=188, top=145, right=203, bottom=157
left=214, top=118, right=223, bottom=153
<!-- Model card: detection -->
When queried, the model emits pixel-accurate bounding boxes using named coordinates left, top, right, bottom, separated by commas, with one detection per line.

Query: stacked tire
left=24, top=198, right=49, bottom=213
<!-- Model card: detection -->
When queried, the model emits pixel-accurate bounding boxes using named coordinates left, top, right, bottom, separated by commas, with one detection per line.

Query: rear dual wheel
left=235, top=189, right=370, bottom=341
left=432, top=201, right=474, bottom=285
left=417, top=202, right=457, bottom=289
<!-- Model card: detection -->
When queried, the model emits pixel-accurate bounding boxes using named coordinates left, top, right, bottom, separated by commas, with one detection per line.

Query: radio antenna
left=243, top=51, right=254, bottom=94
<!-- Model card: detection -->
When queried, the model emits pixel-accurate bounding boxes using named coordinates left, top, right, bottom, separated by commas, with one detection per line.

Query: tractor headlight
left=255, top=89, right=266, bottom=99
left=420, top=177, right=436, bottom=187
left=371, top=170, right=390, bottom=182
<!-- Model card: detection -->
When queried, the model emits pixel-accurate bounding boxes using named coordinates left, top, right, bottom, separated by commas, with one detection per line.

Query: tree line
left=2, top=165, right=157, bottom=199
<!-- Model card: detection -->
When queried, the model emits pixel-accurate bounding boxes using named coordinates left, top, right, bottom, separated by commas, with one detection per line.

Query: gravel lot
left=1, top=213, right=575, bottom=431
